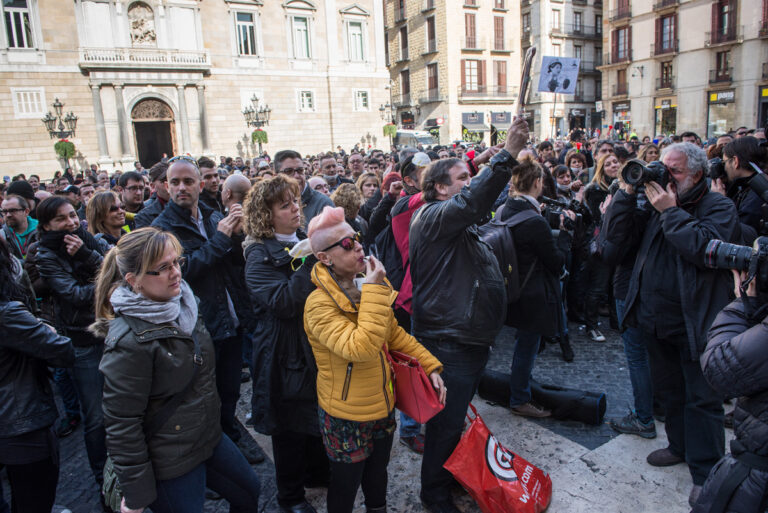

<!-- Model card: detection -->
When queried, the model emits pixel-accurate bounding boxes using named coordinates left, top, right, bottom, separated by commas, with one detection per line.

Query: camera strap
left=740, top=255, right=761, bottom=318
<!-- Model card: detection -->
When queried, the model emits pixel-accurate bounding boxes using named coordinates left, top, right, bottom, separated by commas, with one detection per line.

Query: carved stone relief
left=128, top=2, right=157, bottom=46
left=131, top=99, right=174, bottom=121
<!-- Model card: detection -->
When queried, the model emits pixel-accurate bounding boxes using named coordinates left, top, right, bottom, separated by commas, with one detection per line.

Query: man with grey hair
left=601, top=141, right=740, bottom=507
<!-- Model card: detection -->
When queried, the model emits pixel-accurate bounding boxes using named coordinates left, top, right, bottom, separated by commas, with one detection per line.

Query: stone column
left=113, top=84, right=131, bottom=159
left=197, top=85, right=211, bottom=154
left=90, top=84, right=110, bottom=161
left=176, top=84, right=191, bottom=153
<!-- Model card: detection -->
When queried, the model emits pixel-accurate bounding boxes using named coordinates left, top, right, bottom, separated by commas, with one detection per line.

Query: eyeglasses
left=168, top=155, right=199, bottom=167
left=109, top=204, right=125, bottom=212
left=125, top=185, right=145, bottom=192
left=145, top=257, right=186, bottom=276
left=320, top=232, right=362, bottom=252
left=0, top=208, right=24, bottom=215
left=280, top=167, right=305, bottom=175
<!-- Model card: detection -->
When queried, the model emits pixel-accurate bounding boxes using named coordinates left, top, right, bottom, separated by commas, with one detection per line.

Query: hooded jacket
left=303, top=263, right=441, bottom=422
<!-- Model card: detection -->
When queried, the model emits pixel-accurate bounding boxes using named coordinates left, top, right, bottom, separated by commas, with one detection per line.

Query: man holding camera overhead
left=601, top=142, right=740, bottom=508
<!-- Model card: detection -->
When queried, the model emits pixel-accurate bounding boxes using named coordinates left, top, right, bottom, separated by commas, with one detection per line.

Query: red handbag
left=444, top=404, right=552, bottom=513
left=386, top=350, right=445, bottom=423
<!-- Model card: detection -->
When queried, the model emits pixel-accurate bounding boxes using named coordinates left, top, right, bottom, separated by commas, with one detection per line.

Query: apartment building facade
left=0, top=0, right=390, bottom=175
left=521, top=0, right=605, bottom=139
left=600, top=0, right=768, bottom=138
left=385, top=0, right=522, bottom=145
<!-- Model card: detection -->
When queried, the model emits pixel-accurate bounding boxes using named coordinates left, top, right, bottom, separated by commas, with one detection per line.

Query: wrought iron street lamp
left=242, top=94, right=271, bottom=154
left=41, top=98, right=78, bottom=139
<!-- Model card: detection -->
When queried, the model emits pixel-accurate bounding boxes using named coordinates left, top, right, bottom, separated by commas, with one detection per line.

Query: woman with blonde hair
left=86, top=191, right=127, bottom=247
left=638, top=143, right=660, bottom=163
left=303, top=206, right=445, bottom=513
left=92, top=227, right=260, bottom=513
left=356, top=172, right=381, bottom=222
left=242, top=175, right=328, bottom=513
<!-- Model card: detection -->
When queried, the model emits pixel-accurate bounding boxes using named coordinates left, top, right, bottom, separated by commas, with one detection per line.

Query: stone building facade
left=0, top=0, right=390, bottom=176
left=384, top=0, right=522, bottom=146
left=599, top=0, right=768, bottom=138
left=521, top=0, right=604, bottom=139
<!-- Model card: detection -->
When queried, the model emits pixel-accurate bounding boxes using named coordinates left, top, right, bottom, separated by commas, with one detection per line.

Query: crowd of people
left=1, top=119, right=767, bottom=513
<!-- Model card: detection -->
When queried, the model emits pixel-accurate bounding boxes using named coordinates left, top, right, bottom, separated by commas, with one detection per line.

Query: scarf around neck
left=110, top=280, right=198, bottom=336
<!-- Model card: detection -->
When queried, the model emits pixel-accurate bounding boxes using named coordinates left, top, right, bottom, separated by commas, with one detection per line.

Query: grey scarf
left=110, top=280, right=198, bottom=335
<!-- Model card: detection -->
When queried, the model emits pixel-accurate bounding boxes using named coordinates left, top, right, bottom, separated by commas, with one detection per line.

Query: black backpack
left=478, top=208, right=539, bottom=303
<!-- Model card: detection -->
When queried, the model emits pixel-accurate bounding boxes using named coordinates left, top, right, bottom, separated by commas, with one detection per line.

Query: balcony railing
left=579, top=61, right=599, bottom=72
left=563, top=23, right=601, bottom=37
left=423, top=39, right=437, bottom=53
left=656, top=76, right=675, bottom=90
left=764, top=62, right=768, bottom=79
left=652, top=0, right=679, bottom=10
left=573, top=0, right=588, bottom=4
left=759, top=20, right=768, bottom=38
left=603, top=50, right=632, bottom=66
left=651, top=40, right=679, bottom=55
left=705, top=26, right=743, bottom=46
left=78, top=47, right=211, bottom=70
left=609, top=4, right=631, bottom=21
left=393, top=93, right=412, bottom=107
left=709, top=68, right=732, bottom=84
left=493, top=38, right=507, bottom=51
left=573, top=92, right=597, bottom=102
left=458, top=85, right=519, bottom=98
left=420, top=88, right=444, bottom=103
left=612, top=82, right=628, bottom=96
left=396, top=48, right=409, bottom=62
left=594, top=0, right=603, bottom=7
left=421, top=0, right=436, bottom=11
left=394, top=7, right=406, bottom=22
left=463, top=36, right=481, bottom=49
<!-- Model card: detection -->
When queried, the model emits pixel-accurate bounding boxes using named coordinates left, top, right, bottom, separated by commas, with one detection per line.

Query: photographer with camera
left=602, top=142, right=740, bottom=507
left=710, top=136, right=767, bottom=245
left=693, top=258, right=768, bottom=512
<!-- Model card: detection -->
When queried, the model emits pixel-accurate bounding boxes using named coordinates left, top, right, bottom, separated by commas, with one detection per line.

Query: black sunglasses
left=321, top=233, right=362, bottom=252
left=109, top=204, right=125, bottom=212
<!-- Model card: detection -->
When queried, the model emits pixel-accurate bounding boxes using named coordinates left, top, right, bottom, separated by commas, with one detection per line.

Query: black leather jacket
left=409, top=151, right=517, bottom=346
left=0, top=301, right=74, bottom=438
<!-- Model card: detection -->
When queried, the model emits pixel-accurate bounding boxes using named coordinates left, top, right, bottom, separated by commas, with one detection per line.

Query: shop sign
left=401, top=111, right=415, bottom=124
left=491, top=112, right=511, bottom=125
left=570, top=109, right=584, bottom=116
left=613, top=102, right=630, bottom=111
left=595, top=101, right=603, bottom=112
left=661, top=99, right=671, bottom=109
left=462, top=112, right=482, bottom=124
left=708, top=90, right=735, bottom=104
left=762, top=87, right=768, bottom=98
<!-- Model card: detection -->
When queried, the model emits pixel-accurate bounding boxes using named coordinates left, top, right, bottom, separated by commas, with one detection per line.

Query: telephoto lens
left=703, top=239, right=755, bottom=271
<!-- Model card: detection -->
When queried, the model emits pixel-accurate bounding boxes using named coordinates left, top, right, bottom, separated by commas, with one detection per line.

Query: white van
left=394, top=130, right=438, bottom=148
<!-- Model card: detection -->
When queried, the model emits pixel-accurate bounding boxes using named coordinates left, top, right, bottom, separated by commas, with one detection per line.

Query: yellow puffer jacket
left=304, top=263, right=442, bottom=422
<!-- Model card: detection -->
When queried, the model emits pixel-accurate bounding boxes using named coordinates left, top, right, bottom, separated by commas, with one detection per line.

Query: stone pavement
left=1, top=320, right=732, bottom=512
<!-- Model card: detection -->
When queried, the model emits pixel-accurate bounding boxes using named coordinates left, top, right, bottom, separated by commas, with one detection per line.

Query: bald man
left=222, top=174, right=252, bottom=212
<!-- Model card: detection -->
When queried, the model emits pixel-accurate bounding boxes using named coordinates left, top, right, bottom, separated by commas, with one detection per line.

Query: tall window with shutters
left=427, top=63, right=438, bottom=98
left=465, top=13, right=476, bottom=48
left=611, top=26, right=631, bottom=62
left=347, top=21, right=364, bottom=61
left=236, top=12, right=258, bottom=55
left=711, top=0, right=737, bottom=43
left=400, top=69, right=410, bottom=103
left=654, top=14, right=677, bottom=54
left=461, top=59, right=485, bottom=93
left=399, top=26, right=408, bottom=60
left=292, top=16, right=311, bottom=59
left=493, top=16, right=504, bottom=50
left=494, top=60, right=506, bottom=94
left=425, top=16, right=436, bottom=52
left=4, top=0, right=33, bottom=49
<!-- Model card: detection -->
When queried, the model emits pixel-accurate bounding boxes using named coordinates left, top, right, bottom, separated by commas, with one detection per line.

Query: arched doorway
left=132, top=99, right=175, bottom=168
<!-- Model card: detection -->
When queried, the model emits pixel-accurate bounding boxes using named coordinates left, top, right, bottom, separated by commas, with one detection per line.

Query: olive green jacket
left=96, top=315, right=221, bottom=509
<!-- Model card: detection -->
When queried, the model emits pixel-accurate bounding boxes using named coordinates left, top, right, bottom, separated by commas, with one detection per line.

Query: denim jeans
left=399, top=412, right=421, bottom=438
left=508, top=329, right=541, bottom=408
left=149, top=434, right=260, bottom=513
left=0, top=481, right=7, bottom=513
left=420, top=339, right=490, bottom=504
left=615, top=299, right=654, bottom=423
left=241, top=331, right=254, bottom=379
left=559, top=281, right=569, bottom=337
left=583, top=256, right=612, bottom=331
left=71, top=344, right=106, bottom=485
left=52, top=367, right=81, bottom=419
left=214, top=336, right=244, bottom=442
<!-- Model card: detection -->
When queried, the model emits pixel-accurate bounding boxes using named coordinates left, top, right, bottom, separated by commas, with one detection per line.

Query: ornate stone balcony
left=78, top=47, right=211, bottom=72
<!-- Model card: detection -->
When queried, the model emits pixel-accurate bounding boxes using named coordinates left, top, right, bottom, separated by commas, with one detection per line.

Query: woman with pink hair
left=303, top=206, right=446, bottom=513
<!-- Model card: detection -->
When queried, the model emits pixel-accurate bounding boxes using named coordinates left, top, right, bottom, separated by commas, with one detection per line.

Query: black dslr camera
left=704, top=237, right=768, bottom=294
left=540, top=196, right=582, bottom=231
left=707, top=158, right=727, bottom=181
left=620, top=159, right=669, bottom=192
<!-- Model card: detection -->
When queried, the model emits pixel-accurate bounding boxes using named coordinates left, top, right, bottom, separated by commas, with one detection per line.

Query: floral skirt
left=318, top=407, right=396, bottom=463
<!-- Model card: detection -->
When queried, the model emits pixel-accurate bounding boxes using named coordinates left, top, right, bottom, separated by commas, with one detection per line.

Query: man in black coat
left=410, top=117, right=529, bottom=513
left=152, top=158, right=260, bottom=463
left=135, top=162, right=169, bottom=229
left=602, top=142, right=740, bottom=507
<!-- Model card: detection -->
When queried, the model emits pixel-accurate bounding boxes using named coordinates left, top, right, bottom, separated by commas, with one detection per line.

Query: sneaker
left=587, top=329, right=606, bottom=342
left=610, top=411, right=657, bottom=439
left=236, top=437, right=266, bottom=464
left=399, top=433, right=425, bottom=454
left=510, top=402, right=552, bottom=418
left=55, top=415, right=81, bottom=438
left=646, top=447, right=685, bottom=467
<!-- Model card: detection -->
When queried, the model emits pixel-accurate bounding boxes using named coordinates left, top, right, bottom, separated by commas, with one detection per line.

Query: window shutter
left=478, top=60, right=486, bottom=87
left=628, top=25, right=632, bottom=58
left=673, top=13, right=678, bottom=48
left=711, top=2, right=719, bottom=38
left=728, top=0, right=737, bottom=36
left=611, top=29, right=618, bottom=62
left=461, top=59, right=466, bottom=88
left=654, top=17, right=661, bottom=51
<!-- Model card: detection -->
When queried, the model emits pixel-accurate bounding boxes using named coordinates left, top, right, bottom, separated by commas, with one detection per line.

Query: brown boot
left=646, top=447, right=684, bottom=467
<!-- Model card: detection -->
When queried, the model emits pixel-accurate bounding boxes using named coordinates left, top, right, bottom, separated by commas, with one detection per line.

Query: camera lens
left=621, top=161, right=645, bottom=185
left=704, top=240, right=754, bottom=271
